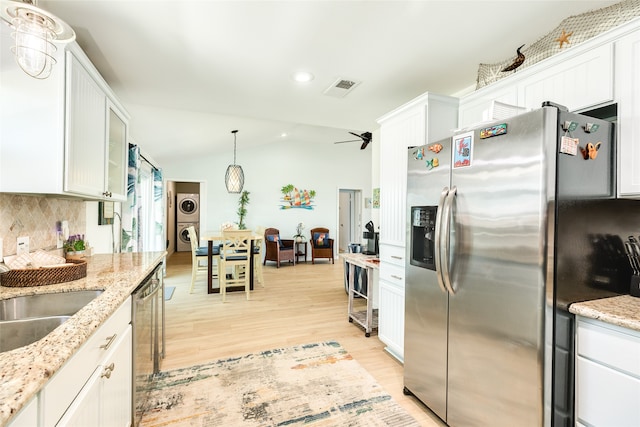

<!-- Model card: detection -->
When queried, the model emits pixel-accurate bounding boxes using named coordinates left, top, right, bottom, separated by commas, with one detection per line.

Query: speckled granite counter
left=569, top=295, right=640, bottom=332
left=0, top=251, right=165, bottom=426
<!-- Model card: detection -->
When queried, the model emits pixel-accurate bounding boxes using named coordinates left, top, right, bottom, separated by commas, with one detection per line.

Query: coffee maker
left=362, top=221, right=379, bottom=256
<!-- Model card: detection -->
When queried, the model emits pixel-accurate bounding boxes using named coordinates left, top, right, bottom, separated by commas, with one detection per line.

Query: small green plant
left=64, top=234, right=86, bottom=252
left=237, top=190, right=250, bottom=230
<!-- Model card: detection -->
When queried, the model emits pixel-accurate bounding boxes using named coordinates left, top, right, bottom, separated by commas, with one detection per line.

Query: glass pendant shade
left=1, top=1, right=76, bottom=79
left=225, top=164, right=244, bottom=193
left=12, top=12, right=56, bottom=78
left=225, top=130, right=244, bottom=193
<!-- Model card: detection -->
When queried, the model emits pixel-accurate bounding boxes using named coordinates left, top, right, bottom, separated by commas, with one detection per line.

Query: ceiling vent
left=323, top=78, right=361, bottom=98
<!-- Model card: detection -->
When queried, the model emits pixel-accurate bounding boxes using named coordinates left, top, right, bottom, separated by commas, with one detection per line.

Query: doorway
left=338, top=189, right=362, bottom=253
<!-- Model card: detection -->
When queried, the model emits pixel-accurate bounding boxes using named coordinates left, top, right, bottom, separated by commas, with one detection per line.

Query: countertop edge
left=0, top=251, right=166, bottom=426
left=569, top=294, right=640, bottom=332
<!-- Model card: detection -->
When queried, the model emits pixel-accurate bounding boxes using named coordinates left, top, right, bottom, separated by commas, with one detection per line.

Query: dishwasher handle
left=136, top=278, right=161, bottom=305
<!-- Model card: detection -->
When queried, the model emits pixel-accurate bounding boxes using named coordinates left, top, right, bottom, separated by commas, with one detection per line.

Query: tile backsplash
left=0, top=194, right=86, bottom=257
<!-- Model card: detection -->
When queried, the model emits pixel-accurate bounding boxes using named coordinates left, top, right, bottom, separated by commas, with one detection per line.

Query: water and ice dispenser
left=410, top=206, right=437, bottom=270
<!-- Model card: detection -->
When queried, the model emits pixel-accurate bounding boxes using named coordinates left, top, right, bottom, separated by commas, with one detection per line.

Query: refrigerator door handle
left=441, top=186, right=457, bottom=295
left=434, top=186, right=449, bottom=294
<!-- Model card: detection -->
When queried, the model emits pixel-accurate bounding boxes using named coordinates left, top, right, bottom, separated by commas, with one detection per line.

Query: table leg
left=249, top=239, right=254, bottom=291
left=207, top=240, right=213, bottom=294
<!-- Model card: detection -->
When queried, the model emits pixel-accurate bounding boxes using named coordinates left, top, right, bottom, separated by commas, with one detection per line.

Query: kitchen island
left=0, top=251, right=166, bottom=426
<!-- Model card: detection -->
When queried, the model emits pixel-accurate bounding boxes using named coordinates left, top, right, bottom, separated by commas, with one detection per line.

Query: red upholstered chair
left=263, top=228, right=295, bottom=267
left=309, top=227, right=334, bottom=264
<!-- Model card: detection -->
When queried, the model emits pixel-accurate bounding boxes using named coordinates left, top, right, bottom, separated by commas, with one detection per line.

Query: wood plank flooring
left=162, top=252, right=445, bottom=426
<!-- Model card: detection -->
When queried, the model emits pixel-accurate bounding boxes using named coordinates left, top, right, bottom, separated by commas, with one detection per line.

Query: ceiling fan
left=333, top=131, right=372, bottom=150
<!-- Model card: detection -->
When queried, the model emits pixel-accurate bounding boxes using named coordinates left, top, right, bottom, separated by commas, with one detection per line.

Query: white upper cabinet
left=65, top=50, right=108, bottom=197
left=0, top=22, right=128, bottom=201
left=518, top=43, right=613, bottom=112
left=106, top=101, right=128, bottom=201
left=615, top=27, right=640, bottom=198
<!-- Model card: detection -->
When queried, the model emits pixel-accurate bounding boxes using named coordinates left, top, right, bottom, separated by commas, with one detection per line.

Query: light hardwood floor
left=162, top=251, right=445, bottom=426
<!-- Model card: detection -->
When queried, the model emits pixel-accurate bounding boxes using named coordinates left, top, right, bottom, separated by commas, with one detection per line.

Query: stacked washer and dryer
left=176, top=193, right=200, bottom=252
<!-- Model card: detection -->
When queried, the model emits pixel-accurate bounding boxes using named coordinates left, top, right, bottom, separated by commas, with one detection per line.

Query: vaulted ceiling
left=38, top=0, right=619, bottom=164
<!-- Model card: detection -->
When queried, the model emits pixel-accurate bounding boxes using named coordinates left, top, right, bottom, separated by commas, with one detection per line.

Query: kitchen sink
left=0, top=290, right=103, bottom=321
left=0, top=290, right=104, bottom=352
left=0, top=316, right=71, bottom=352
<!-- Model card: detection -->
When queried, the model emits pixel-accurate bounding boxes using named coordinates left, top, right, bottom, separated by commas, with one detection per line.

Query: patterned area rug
left=138, top=341, right=419, bottom=426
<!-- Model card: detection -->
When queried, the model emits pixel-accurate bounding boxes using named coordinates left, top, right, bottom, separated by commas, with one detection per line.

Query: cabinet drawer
left=576, top=356, right=640, bottom=427
left=380, top=262, right=405, bottom=288
left=577, top=318, right=640, bottom=377
left=379, top=244, right=406, bottom=267
left=43, top=297, right=131, bottom=426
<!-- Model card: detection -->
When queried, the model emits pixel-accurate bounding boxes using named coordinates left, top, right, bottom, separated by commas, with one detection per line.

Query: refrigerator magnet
left=560, top=135, right=579, bottom=156
left=480, top=123, right=507, bottom=139
left=453, top=131, right=473, bottom=168
left=579, top=141, right=602, bottom=160
left=413, top=147, right=425, bottom=160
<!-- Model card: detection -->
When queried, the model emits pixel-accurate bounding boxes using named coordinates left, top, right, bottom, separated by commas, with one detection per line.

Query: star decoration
left=556, top=29, right=573, bottom=49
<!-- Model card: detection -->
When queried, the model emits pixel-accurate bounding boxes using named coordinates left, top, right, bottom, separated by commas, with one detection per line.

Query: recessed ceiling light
left=291, top=71, right=314, bottom=83
left=281, top=132, right=288, bottom=137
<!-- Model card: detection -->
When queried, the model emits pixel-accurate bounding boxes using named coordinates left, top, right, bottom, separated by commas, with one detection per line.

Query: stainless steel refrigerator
left=404, top=105, right=639, bottom=426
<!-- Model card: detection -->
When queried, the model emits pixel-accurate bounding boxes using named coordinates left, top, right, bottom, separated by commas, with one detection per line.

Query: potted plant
left=237, top=190, right=250, bottom=230
left=293, top=222, right=305, bottom=242
left=64, top=234, right=86, bottom=260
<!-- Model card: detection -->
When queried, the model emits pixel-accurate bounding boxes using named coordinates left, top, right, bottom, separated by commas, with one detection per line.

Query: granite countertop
left=0, top=251, right=166, bottom=426
left=569, top=295, right=640, bottom=332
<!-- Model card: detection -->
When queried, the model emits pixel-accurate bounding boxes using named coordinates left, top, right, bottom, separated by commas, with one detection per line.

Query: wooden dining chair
left=219, top=229, right=252, bottom=302
left=188, top=226, right=219, bottom=293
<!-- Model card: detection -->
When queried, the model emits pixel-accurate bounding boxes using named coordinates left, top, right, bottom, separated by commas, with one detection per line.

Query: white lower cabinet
left=378, top=277, right=405, bottom=362
left=575, top=316, right=640, bottom=427
left=56, top=327, right=132, bottom=427
left=42, top=297, right=132, bottom=427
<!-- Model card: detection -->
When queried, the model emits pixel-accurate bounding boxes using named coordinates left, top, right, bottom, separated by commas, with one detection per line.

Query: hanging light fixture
left=225, top=130, right=244, bottom=193
left=0, top=0, right=75, bottom=79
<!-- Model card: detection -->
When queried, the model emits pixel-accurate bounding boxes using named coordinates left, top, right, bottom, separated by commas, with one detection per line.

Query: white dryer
left=177, top=222, right=198, bottom=252
left=177, top=193, right=200, bottom=222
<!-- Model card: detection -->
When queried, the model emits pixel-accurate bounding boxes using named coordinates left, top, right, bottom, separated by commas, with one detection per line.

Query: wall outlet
left=17, top=236, right=29, bottom=255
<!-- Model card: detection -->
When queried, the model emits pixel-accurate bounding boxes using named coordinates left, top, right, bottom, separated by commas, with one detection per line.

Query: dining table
left=203, top=231, right=263, bottom=294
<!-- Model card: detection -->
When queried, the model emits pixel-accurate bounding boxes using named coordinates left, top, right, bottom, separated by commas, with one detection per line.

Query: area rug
left=164, top=286, right=176, bottom=301
left=138, top=341, right=419, bottom=427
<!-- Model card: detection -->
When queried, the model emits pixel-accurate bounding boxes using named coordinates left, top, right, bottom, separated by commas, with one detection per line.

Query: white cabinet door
left=378, top=280, right=405, bottom=362
left=615, top=29, right=640, bottom=197
left=101, top=325, right=132, bottom=427
left=519, top=43, right=613, bottom=112
left=576, top=317, right=640, bottom=427
left=55, top=322, right=132, bottom=427
left=64, top=50, right=107, bottom=198
left=56, top=366, right=102, bottom=427
left=105, top=101, right=128, bottom=201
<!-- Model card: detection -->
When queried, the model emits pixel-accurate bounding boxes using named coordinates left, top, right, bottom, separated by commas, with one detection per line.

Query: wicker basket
left=0, top=259, right=87, bottom=287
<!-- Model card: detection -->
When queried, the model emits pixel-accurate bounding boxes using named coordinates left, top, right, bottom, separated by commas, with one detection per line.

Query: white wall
left=163, top=135, right=373, bottom=241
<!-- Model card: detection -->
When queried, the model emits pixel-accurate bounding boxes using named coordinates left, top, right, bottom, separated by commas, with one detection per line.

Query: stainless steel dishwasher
left=132, top=263, right=164, bottom=427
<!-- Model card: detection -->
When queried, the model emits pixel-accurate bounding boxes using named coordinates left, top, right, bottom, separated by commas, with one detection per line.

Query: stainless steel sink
left=0, top=316, right=71, bottom=352
left=0, top=290, right=103, bottom=321
left=0, top=290, right=104, bottom=352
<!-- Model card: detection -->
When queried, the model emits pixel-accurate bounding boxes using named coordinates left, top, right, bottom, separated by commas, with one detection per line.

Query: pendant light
left=0, top=0, right=75, bottom=79
left=225, top=130, right=244, bottom=193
